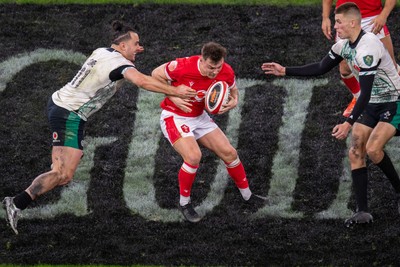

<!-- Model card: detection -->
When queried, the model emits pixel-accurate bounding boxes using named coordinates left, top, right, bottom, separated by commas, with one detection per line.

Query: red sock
left=341, top=73, right=360, bottom=97
left=225, top=157, right=249, bottom=189
left=178, top=162, right=198, bottom=197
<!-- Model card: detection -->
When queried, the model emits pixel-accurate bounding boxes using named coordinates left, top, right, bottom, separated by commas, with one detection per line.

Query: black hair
left=111, top=20, right=136, bottom=45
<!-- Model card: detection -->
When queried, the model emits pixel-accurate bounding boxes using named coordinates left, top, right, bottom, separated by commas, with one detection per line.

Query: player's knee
left=184, top=151, right=202, bottom=166
left=220, top=146, right=238, bottom=162
left=366, top=146, right=382, bottom=164
left=348, top=145, right=364, bottom=163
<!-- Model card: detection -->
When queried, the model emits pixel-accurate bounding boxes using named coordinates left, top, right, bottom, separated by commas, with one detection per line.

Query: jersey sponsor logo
left=52, top=132, right=60, bottom=142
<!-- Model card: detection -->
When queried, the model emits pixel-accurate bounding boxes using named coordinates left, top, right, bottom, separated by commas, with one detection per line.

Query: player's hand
left=168, top=96, right=193, bottom=113
left=332, top=122, right=352, bottom=140
left=370, top=14, right=386, bottom=35
left=261, top=62, right=286, bottom=76
left=321, top=17, right=332, bottom=40
left=218, top=94, right=237, bottom=114
left=175, top=85, right=197, bottom=99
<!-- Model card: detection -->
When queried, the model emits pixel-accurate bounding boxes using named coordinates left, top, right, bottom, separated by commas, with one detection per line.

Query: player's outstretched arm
left=124, top=67, right=196, bottom=99
left=261, top=62, right=286, bottom=76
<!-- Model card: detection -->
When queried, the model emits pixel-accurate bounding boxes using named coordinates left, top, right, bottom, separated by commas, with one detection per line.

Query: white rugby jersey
left=331, top=32, right=400, bottom=103
left=52, top=47, right=135, bottom=120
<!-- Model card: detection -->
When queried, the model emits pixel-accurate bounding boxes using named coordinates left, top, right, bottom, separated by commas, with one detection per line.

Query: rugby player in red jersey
left=152, top=42, right=268, bottom=223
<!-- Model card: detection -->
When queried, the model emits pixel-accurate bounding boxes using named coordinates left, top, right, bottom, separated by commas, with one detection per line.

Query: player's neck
left=349, top=28, right=362, bottom=44
left=198, top=59, right=207, bottom=77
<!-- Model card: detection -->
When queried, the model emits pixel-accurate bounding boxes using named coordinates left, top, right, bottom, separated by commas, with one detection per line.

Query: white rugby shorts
left=160, top=110, right=218, bottom=145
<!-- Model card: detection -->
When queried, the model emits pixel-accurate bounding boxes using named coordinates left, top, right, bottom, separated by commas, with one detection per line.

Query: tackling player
left=152, top=42, right=268, bottom=223
left=262, top=2, right=400, bottom=227
left=2, top=20, right=196, bottom=235
left=321, top=0, right=399, bottom=117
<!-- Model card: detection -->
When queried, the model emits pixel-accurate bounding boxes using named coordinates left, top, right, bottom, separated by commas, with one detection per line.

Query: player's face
left=122, top=32, right=141, bottom=62
left=334, top=14, right=352, bottom=39
left=199, top=57, right=224, bottom=79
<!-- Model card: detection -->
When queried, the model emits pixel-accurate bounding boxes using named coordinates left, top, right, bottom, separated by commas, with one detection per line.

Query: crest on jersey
left=363, top=55, right=373, bottom=66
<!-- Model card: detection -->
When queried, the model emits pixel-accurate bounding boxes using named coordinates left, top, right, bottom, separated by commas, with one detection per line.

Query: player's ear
left=119, top=41, right=127, bottom=51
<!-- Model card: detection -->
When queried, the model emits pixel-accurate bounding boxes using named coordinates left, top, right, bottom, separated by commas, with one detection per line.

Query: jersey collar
left=349, top=30, right=366, bottom=49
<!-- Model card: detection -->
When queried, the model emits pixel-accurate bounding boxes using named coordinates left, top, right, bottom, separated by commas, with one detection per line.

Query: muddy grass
left=0, top=4, right=400, bottom=266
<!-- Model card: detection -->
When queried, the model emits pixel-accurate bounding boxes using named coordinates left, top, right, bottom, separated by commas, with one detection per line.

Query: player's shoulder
left=358, top=32, right=383, bottom=53
left=169, top=55, right=199, bottom=72
left=360, top=32, right=380, bottom=43
left=174, top=55, right=200, bottom=64
left=217, top=62, right=235, bottom=80
left=222, top=61, right=235, bottom=73
left=356, top=33, right=383, bottom=67
left=92, top=47, right=117, bottom=56
left=92, top=48, right=134, bottom=69
left=92, top=47, right=125, bottom=59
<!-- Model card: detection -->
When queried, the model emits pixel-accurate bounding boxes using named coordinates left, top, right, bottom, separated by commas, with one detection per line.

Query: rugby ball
left=205, top=81, right=230, bottom=114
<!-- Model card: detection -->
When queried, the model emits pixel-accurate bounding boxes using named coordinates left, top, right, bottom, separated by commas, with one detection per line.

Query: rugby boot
left=343, top=97, right=356, bottom=118
left=243, top=194, right=269, bottom=212
left=179, top=203, right=201, bottom=223
left=3, top=197, right=21, bottom=235
left=344, top=211, right=373, bottom=228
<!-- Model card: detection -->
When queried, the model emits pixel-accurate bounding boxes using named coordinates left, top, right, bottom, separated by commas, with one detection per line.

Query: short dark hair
left=201, top=42, right=227, bottom=63
left=111, top=20, right=136, bottom=45
left=335, top=2, right=361, bottom=20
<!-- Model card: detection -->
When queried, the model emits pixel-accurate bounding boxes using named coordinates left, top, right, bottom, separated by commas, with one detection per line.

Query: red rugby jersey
left=160, top=55, right=235, bottom=117
left=336, top=0, right=383, bottom=17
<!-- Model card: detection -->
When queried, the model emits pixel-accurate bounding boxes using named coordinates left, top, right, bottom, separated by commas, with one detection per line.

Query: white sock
left=179, top=195, right=190, bottom=206
left=239, top=187, right=252, bottom=201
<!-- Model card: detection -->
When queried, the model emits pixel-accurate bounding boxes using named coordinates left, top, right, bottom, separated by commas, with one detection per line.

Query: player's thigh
left=198, top=128, right=236, bottom=162
left=48, top=99, right=86, bottom=150
left=173, top=136, right=202, bottom=165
